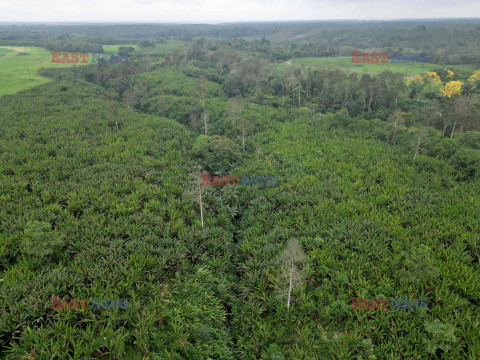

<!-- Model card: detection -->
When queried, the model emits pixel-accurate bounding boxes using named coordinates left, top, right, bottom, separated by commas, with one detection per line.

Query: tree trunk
left=341, top=94, right=347, bottom=109
left=242, top=128, right=245, bottom=152
left=199, top=190, right=204, bottom=228
left=392, top=126, right=398, bottom=146
left=287, top=269, right=293, bottom=309
left=442, top=122, right=448, bottom=137
left=414, top=140, right=421, bottom=161
left=450, top=122, right=457, bottom=138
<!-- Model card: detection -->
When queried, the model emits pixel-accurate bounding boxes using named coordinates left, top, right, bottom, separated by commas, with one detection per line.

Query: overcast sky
left=1, top=0, right=479, bottom=23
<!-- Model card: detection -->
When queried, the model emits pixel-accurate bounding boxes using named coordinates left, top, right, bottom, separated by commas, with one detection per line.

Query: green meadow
left=0, top=41, right=188, bottom=97
left=102, top=44, right=138, bottom=53
left=289, top=56, right=476, bottom=76
left=0, top=48, right=16, bottom=57
left=0, top=46, right=93, bottom=97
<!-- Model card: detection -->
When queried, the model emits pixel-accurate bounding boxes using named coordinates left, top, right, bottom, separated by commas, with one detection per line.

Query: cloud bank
left=1, top=0, right=479, bottom=23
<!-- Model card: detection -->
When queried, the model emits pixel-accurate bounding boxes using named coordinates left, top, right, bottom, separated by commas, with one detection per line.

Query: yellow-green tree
left=467, top=70, right=480, bottom=84
left=444, top=68, right=454, bottom=79
left=426, top=71, right=442, bottom=84
left=406, top=74, right=424, bottom=86
left=440, top=81, right=463, bottom=98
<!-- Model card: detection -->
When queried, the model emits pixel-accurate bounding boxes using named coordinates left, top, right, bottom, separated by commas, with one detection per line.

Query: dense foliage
left=0, top=20, right=479, bottom=359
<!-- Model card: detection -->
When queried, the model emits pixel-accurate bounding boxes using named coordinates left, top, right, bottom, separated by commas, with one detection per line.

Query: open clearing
left=102, top=44, right=138, bottom=53
left=0, top=41, right=188, bottom=97
left=286, top=56, right=476, bottom=76
left=0, top=46, right=93, bottom=97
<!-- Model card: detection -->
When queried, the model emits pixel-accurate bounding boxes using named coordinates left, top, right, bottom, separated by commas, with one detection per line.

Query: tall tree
left=412, top=128, right=429, bottom=161
left=451, top=95, right=480, bottom=134
left=145, top=53, right=153, bottom=72
left=189, top=166, right=205, bottom=228
left=388, top=110, right=407, bottom=145
left=238, top=117, right=249, bottom=152
left=418, top=100, right=443, bottom=127
left=228, top=56, right=270, bottom=96
left=193, top=78, right=208, bottom=108
left=227, top=95, right=244, bottom=125
left=359, top=74, right=372, bottom=111
left=277, top=239, right=307, bottom=309
left=201, top=110, right=209, bottom=136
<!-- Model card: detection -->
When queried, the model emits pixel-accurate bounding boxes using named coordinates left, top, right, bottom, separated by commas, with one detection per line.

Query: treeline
left=0, top=31, right=131, bottom=52
left=161, top=41, right=480, bottom=181
left=2, top=20, right=480, bottom=64
left=163, top=40, right=480, bottom=137
left=321, top=109, right=480, bottom=179
left=39, top=43, right=480, bottom=183
left=38, top=39, right=480, bottom=168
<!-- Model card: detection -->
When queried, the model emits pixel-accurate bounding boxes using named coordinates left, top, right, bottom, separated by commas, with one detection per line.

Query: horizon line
left=1, top=18, right=480, bottom=26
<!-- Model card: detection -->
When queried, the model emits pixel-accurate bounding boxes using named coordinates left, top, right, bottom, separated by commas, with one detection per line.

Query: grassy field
left=288, top=56, right=477, bottom=76
left=0, top=46, right=94, bottom=97
left=0, top=41, right=189, bottom=97
left=102, top=44, right=138, bottom=53
left=0, top=48, right=16, bottom=57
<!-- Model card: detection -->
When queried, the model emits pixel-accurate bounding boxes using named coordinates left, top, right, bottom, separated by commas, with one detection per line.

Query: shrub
left=458, top=131, right=480, bottom=150
left=450, top=147, right=480, bottom=178
left=423, top=319, right=457, bottom=356
left=433, top=138, right=460, bottom=159
left=193, top=135, right=242, bottom=173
